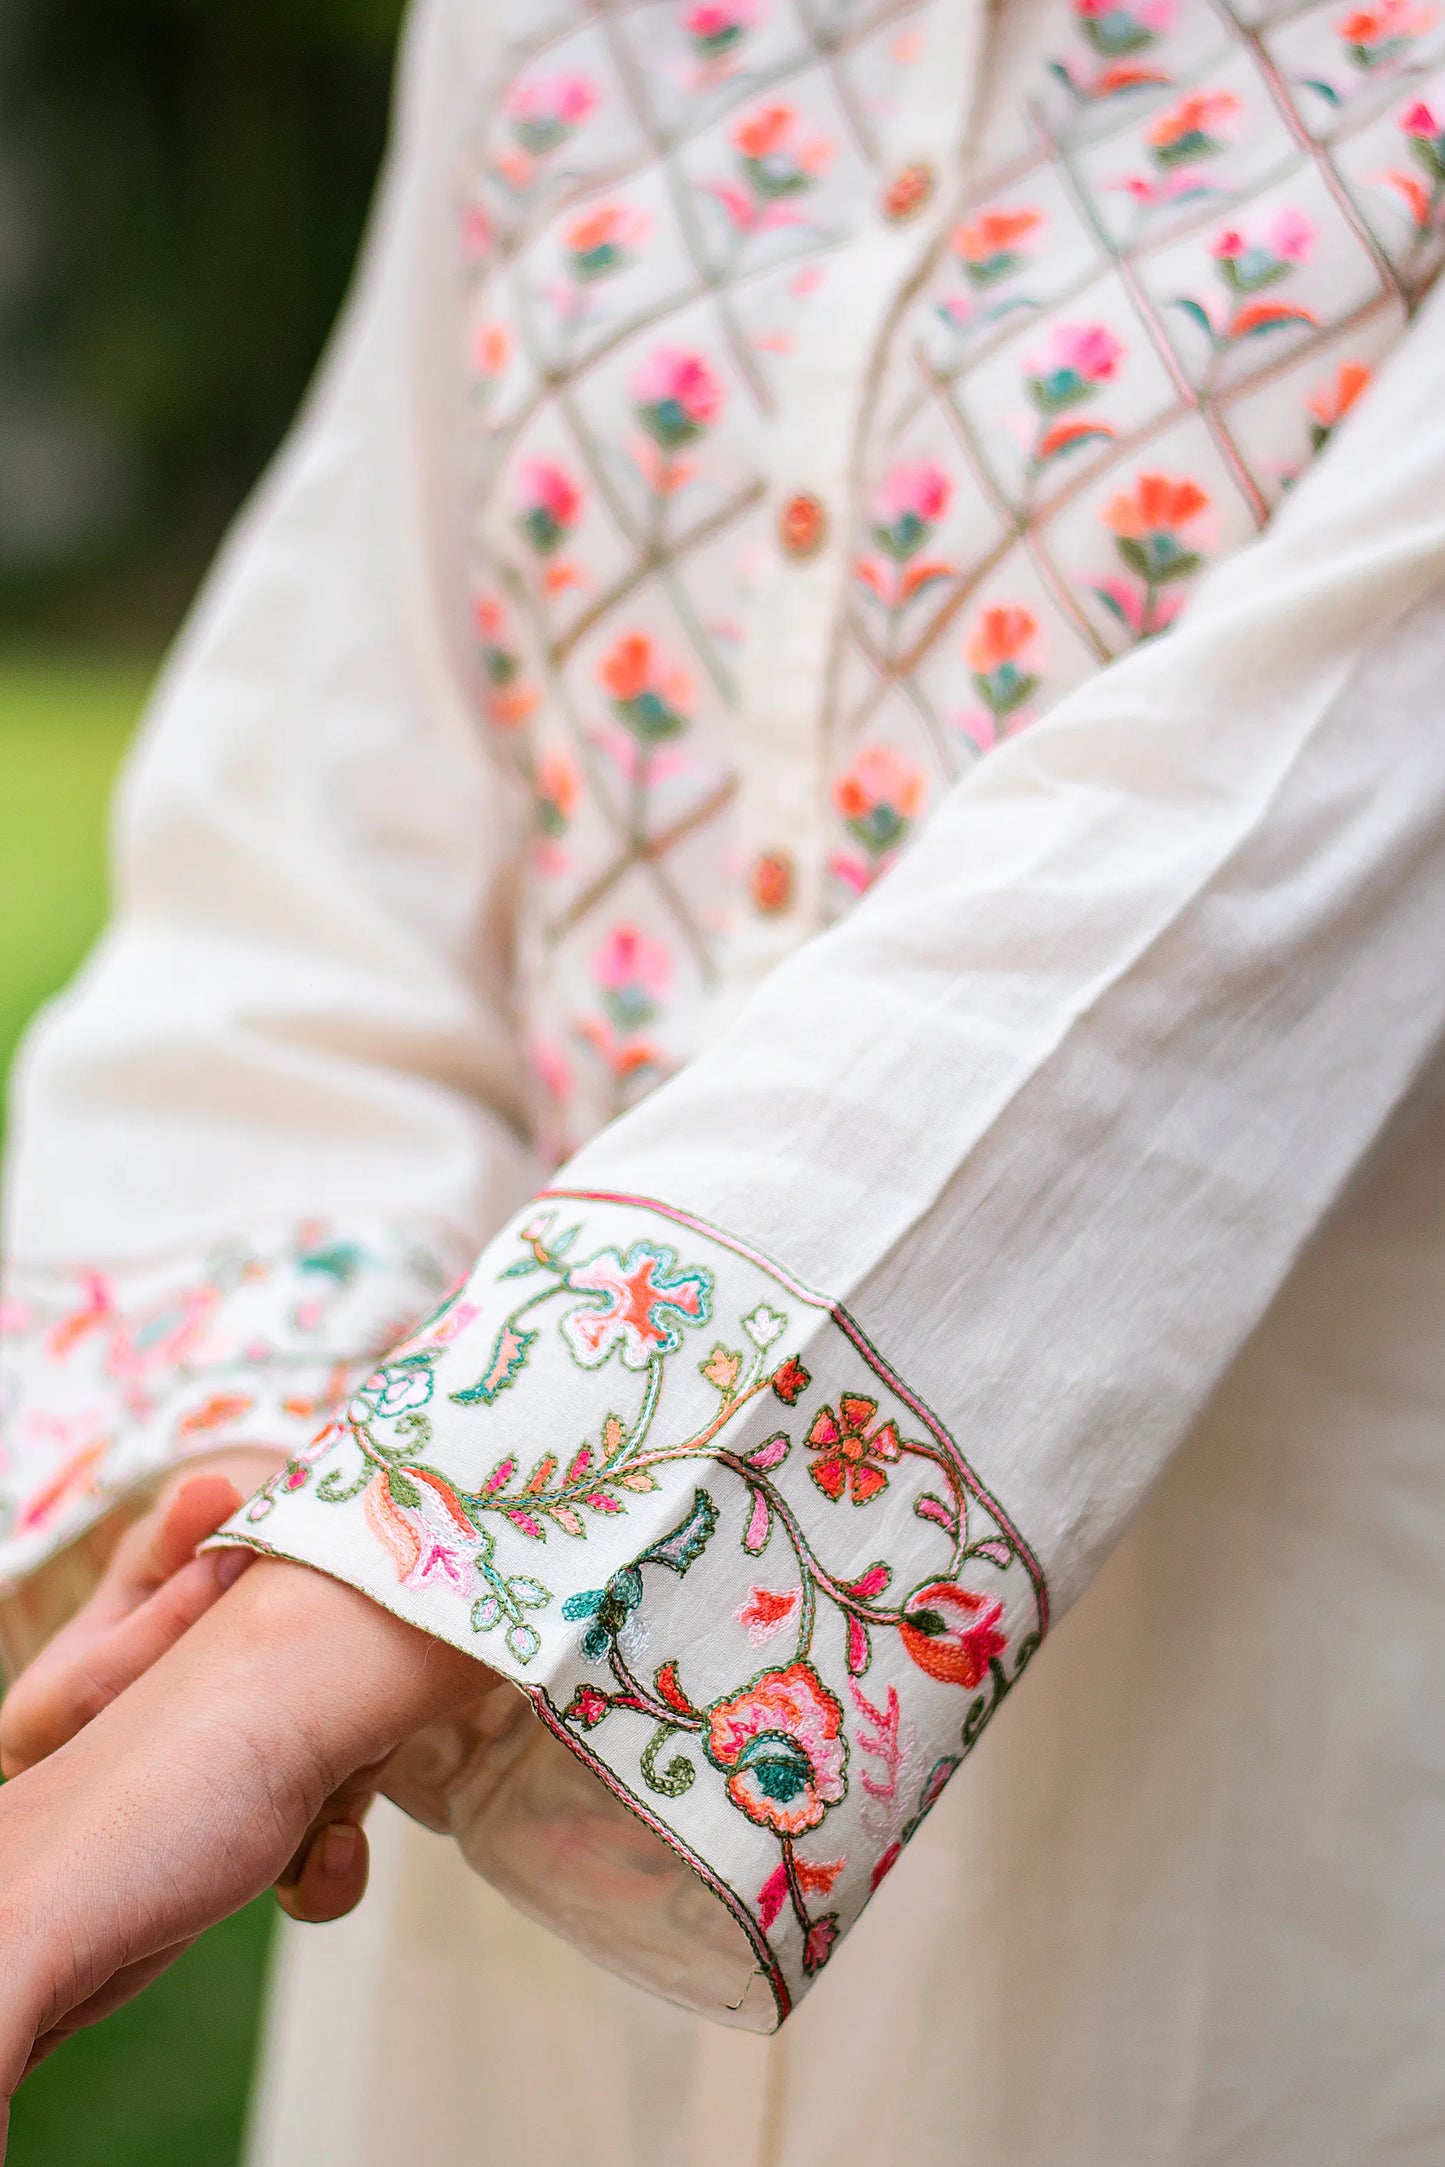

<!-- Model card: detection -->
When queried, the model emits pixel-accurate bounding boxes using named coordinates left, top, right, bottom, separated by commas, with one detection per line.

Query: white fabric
left=2, top=0, right=1445, bottom=2152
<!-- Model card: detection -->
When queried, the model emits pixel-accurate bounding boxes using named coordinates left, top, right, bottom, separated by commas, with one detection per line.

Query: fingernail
left=212, top=1547, right=254, bottom=1590
left=320, top=1823, right=361, bottom=1882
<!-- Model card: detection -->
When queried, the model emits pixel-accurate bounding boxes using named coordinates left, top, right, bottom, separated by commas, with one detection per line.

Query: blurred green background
left=1, top=1, right=405, bottom=2156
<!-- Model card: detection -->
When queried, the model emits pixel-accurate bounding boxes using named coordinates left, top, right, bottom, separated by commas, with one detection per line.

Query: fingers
left=274, top=1755, right=389, bottom=1925
left=0, top=1548, right=254, bottom=1779
left=275, top=1818, right=372, bottom=1925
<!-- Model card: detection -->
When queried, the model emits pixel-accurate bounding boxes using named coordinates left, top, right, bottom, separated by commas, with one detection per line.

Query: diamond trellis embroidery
left=457, top=0, right=1444, bottom=1142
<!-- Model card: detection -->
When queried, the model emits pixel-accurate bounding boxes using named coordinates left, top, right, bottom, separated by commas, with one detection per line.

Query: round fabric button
left=749, top=849, right=796, bottom=914
left=778, top=492, right=828, bottom=559
left=882, top=161, right=935, bottom=223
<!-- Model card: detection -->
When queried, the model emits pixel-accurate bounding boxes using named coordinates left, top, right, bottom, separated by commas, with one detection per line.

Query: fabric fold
left=211, top=1189, right=1047, bottom=2024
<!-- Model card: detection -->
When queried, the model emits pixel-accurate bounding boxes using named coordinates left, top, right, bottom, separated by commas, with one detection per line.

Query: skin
left=0, top=1553, right=495, bottom=2160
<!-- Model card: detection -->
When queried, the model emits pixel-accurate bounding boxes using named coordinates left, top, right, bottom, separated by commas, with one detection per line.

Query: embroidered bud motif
left=749, top=849, right=796, bottom=914
left=778, top=491, right=828, bottom=558
left=882, top=160, right=935, bottom=222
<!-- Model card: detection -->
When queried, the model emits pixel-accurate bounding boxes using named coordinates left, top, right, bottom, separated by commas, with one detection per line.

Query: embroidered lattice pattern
left=458, top=0, right=1444, bottom=1142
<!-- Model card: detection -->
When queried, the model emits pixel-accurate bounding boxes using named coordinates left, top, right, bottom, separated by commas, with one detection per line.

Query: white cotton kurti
left=6, top=0, right=1445, bottom=2158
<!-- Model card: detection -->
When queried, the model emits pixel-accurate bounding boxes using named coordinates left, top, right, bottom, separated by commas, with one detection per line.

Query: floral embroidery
left=455, top=0, right=1440, bottom=1159
left=806, top=1394, right=901, bottom=1505
left=829, top=745, right=928, bottom=897
left=955, top=605, right=1045, bottom=751
left=225, top=1194, right=1047, bottom=2015
left=707, top=103, right=834, bottom=253
left=1307, top=358, right=1374, bottom=450
left=705, top=1661, right=848, bottom=1835
left=0, top=1220, right=459, bottom=1587
left=1095, top=471, right=1212, bottom=643
left=576, top=926, right=674, bottom=1104
left=561, top=1241, right=713, bottom=1369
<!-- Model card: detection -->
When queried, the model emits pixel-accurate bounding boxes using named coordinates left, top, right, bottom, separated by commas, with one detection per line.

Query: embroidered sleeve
left=212, top=1191, right=1046, bottom=2026
left=0, top=1218, right=465, bottom=1595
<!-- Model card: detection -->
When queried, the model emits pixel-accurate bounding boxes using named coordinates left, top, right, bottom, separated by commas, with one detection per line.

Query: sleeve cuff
left=211, top=1191, right=1048, bottom=2025
left=0, top=1215, right=465, bottom=1595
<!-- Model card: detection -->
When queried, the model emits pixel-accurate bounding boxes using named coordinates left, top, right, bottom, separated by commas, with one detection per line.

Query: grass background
left=0, top=656, right=273, bottom=2166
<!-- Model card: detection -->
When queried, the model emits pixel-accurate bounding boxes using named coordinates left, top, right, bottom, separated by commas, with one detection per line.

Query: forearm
left=0, top=1556, right=493, bottom=2136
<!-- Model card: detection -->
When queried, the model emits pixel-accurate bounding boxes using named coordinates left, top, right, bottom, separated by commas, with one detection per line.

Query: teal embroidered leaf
left=499, top=1255, right=542, bottom=1278
left=1165, top=295, right=1215, bottom=340
left=638, top=1487, right=718, bottom=1575
left=451, top=1324, right=538, bottom=1406
left=561, top=1588, right=605, bottom=1620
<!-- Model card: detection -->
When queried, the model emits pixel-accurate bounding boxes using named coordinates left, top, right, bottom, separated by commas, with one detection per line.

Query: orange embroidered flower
left=1308, top=359, right=1373, bottom=429
left=1147, top=88, right=1241, bottom=163
left=955, top=205, right=1043, bottom=262
left=1103, top=471, right=1210, bottom=537
left=806, top=1392, right=903, bottom=1504
left=598, top=631, right=694, bottom=740
left=899, top=1580, right=1008, bottom=1689
left=966, top=605, right=1039, bottom=673
left=778, top=491, right=828, bottom=557
left=748, top=849, right=795, bottom=913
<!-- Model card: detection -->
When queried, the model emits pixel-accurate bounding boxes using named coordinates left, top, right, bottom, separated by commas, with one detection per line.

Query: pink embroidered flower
left=516, top=459, right=582, bottom=556
left=579, top=926, right=674, bottom=1084
left=364, top=1467, right=480, bottom=1598
left=1148, top=88, right=1242, bottom=166
left=899, top=1580, right=1008, bottom=1690
left=1210, top=207, right=1315, bottom=287
left=705, top=1662, right=848, bottom=1836
left=953, top=204, right=1044, bottom=286
left=504, top=71, right=598, bottom=156
left=564, top=201, right=648, bottom=282
left=561, top=1240, right=712, bottom=1369
left=1074, top=0, right=1175, bottom=55
left=1025, top=322, right=1124, bottom=441
left=872, top=459, right=951, bottom=545
left=1382, top=101, right=1445, bottom=227
left=805, top=1392, right=902, bottom=1505
left=687, top=0, right=761, bottom=59
left=593, top=923, right=672, bottom=1016
left=632, top=347, right=725, bottom=450
left=565, top=1683, right=611, bottom=1728
left=802, top=1915, right=841, bottom=1974
left=598, top=631, right=694, bottom=743
left=856, top=464, right=956, bottom=616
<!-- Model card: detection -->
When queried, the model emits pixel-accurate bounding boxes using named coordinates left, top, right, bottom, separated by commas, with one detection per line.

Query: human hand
left=0, top=1556, right=493, bottom=2157
left=0, top=1447, right=285, bottom=1782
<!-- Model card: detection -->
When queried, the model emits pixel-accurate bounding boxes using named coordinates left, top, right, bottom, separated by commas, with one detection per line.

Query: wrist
left=204, top=1558, right=495, bottom=1795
